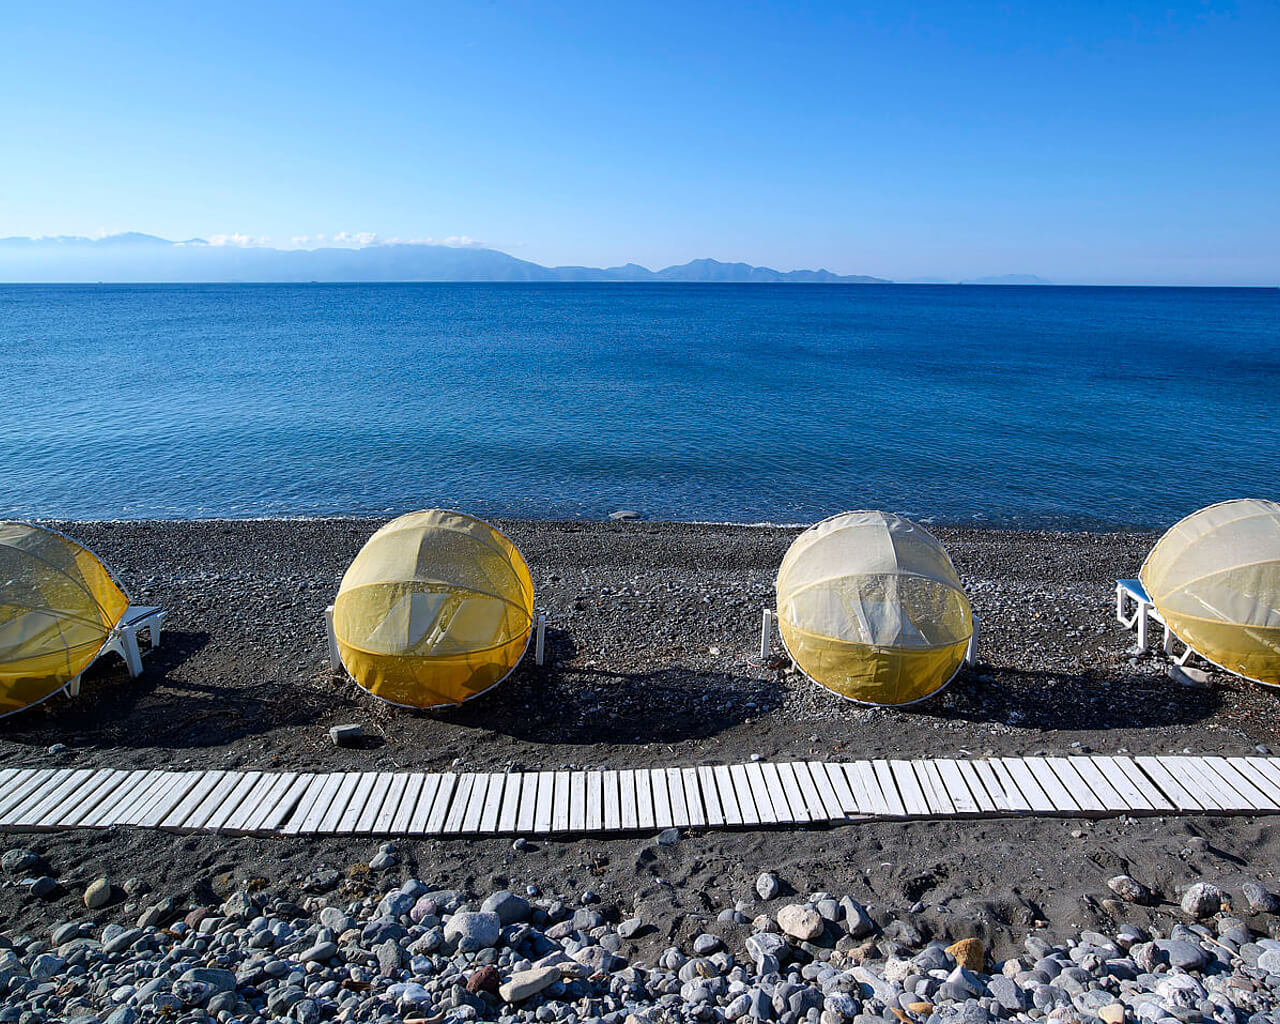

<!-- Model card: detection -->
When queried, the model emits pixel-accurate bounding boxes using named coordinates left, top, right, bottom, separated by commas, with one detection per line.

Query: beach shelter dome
left=0, top=522, right=130, bottom=718
left=1140, top=498, right=1280, bottom=686
left=332, top=510, right=535, bottom=709
left=776, top=511, right=973, bottom=706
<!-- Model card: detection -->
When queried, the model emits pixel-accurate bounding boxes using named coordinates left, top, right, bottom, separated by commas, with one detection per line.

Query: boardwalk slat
left=371, top=774, right=410, bottom=835
left=516, top=772, right=540, bottom=834
left=337, top=773, right=379, bottom=834
left=162, top=771, right=225, bottom=830
left=227, top=773, right=295, bottom=833
left=40, top=770, right=123, bottom=828
left=651, top=769, right=674, bottom=829
left=498, top=774, right=524, bottom=834
left=6, top=769, right=92, bottom=826
left=75, top=769, right=150, bottom=827
left=716, top=765, right=744, bottom=826
left=912, top=761, right=956, bottom=816
left=602, top=771, right=621, bottom=832
left=180, top=771, right=247, bottom=831
left=1154, top=758, right=1224, bottom=810
left=1096, top=756, right=1167, bottom=811
left=1245, top=757, right=1280, bottom=794
left=477, top=773, right=505, bottom=833
left=620, top=770, right=639, bottom=830
left=874, top=760, right=908, bottom=816
left=281, top=773, right=336, bottom=834
left=1202, top=758, right=1276, bottom=811
left=401, top=774, right=439, bottom=834
left=551, top=772, right=571, bottom=833
left=0, top=770, right=47, bottom=820
left=205, top=772, right=265, bottom=832
left=954, top=760, right=998, bottom=813
left=443, top=774, right=478, bottom=834
left=1227, top=758, right=1280, bottom=805
left=1169, top=757, right=1250, bottom=811
left=743, top=762, right=777, bottom=824
left=569, top=772, right=587, bottom=833
left=972, top=761, right=1012, bottom=812
left=388, top=774, right=426, bottom=834
left=890, top=760, right=929, bottom=816
left=58, top=770, right=133, bottom=828
left=316, top=773, right=362, bottom=833
left=841, top=762, right=878, bottom=815
left=727, top=764, right=755, bottom=824
left=135, top=773, right=206, bottom=829
left=585, top=772, right=604, bottom=832
left=793, top=761, right=838, bottom=820
left=665, top=768, right=689, bottom=827
left=681, top=768, right=705, bottom=828
left=460, top=773, right=492, bottom=834
left=697, top=767, right=724, bottom=826
left=423, top=773, right=458, bottom=834
left=534, top=771, right=555, bottom=833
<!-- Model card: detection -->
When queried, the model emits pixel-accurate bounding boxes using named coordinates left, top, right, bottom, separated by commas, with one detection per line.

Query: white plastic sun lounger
left=66, top=604, right=166, bottom=697
left=1114, top=579, right=1192, bottom=665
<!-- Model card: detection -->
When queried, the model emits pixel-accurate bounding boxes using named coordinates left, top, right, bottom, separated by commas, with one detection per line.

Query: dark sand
left=1, top=519, right=1278, bottom=955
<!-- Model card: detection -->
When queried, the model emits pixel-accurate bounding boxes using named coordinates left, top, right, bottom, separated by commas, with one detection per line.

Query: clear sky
left=2, top=1, right=1277, bottom=284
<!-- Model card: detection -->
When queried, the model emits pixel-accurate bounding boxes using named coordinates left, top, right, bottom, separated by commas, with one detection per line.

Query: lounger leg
left=965, top=615, right=980, bottom=667
left=67, top=674, right=82, bottom=698
left=760, top=609, right=773, bottom=660
left=120, top=627, right=144, bottom=677
left=1162, top=622, right=1174, bottom=656
left=324, top=606, right=342, bottom=673
left=1136, top=605, right=1149, bottom=650
left=150, top=611, right=165, bottom=648
left=1115, top=582, right=1125, bottom=624
left=535, top=614, right=546, bottom=666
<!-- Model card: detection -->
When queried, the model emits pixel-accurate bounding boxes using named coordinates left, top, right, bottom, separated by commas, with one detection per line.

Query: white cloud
left=207, top=233, right=271, bottom=247
left=285, top=232, right=485, bottom=250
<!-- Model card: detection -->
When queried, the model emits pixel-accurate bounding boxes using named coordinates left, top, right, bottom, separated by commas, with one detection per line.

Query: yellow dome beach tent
left=1132, top=499, right=1280, bottom=686
left=329, top=510, right=538, bottom=709
left=773, top=511, right=976, bottom=706
left=0, top=522, right=164, bottom=718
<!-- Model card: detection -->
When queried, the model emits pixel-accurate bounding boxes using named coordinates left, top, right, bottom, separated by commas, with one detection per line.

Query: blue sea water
left=1, top=283, right=1276, bottom=529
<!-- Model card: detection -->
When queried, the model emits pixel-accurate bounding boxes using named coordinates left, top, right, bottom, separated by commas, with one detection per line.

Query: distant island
left=0, top=234, right=890, bottom=284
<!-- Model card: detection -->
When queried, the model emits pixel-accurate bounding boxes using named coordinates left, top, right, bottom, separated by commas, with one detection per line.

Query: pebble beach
left=1, top=518, right=1279, bottom=1024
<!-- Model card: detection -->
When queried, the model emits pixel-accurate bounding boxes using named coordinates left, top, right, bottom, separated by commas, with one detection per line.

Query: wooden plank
left=988, top=759, right=1034, bottom=812
left=619, top=770, right=639, bottom=830
left=283, top=772, right=340, bottom=834
left=337, top=772, right=380, bottom=834
left=368, top=773, right=407, bottom=835
left=728, top=764, right=756, bottom=824
left=1067, top=757, right=1128, bottom=812
left=498, top=774, right=523, bottom=834
left=972, top=760, right=1013, bottom=812
left=1202, top=758, right=1276, bottom=811
left=935, top=759, right=980, bottom=816
left=1095, top=755, right=1168, bottom=811
left=162, top=771, right=225, bottom=829
left=517, top=772, right=541, bottom=834
left=443, top=773, right=478, bottom=834
left=666, top=767, right=690, bottom=828
left=954, top=759, right=998, bottom=813
left=569, top=771, right=587, bottom=832
left=600, top=771, right=620, bottom=831
left=1001, top=758, right=1057, bottom=813
left=799, top=761, right=843, bottom=820
left=355, top=773, right=397, bottom=834
left=585, top=772, right=604, bottom=832
left=1134, top=756, right=1201, bottom=811
left=681, top=767, right=705, bottom=828
left=912, top=761, right=955, bottom=816
left=480, top=773, right=506, bottom=833
left=551, top=771, right=571, bottom=833
left=743, top=761, right=777, bottom=824
left=715, top=765, right=744, bottom=826
left=184, top=771, right=251, bottom=831
left=697, top=766, right=724, bottom=826
left=874, top=760, right=908, bottom=816
left=1227, top=757, right=1280, bottom=805
left=822, top=762, right=858, bottom=815
left=422, top=772, right=457, bottom=834
left=534, top=771, right=555, bottom=833
left=890, top=760, right=929, bottom=816
left=1044, top=758, right=1106, bottom=814
left=460, top=773, right=492, bottom=834
left=1022, top=757, right=1081, bottom=813
left=1244, top=757, right=1280, bottom=795
left=0, top=769, right=47, bottom=819
left=651, top=768, right=674, bottom=828
left=772, top=762, right=811, bottom=823
left=1154, top=757, right=1225, bottom=811
left=41, top=770, right=126, bottom=828
left=205, top=772, right=265, bottom=832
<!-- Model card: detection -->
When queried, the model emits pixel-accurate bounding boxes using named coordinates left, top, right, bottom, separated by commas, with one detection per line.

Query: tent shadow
left=436, top=628, right=782, bottom=744
left=923, top=664, right=1225, bottom=731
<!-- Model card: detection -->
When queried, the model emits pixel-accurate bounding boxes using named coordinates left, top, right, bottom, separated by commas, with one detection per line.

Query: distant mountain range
left=0, top=233, right=890, bottom=284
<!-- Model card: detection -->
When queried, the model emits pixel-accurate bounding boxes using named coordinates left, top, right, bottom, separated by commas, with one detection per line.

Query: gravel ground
left=1, top=519, right=1279, bottom=968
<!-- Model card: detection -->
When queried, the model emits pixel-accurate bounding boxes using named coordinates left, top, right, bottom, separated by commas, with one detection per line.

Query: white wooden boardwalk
left=1, top=756, right=1279, bottom=837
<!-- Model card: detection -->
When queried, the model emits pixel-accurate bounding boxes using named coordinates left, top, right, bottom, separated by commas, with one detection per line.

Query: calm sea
left=1, top=283, right=1276, bottom=529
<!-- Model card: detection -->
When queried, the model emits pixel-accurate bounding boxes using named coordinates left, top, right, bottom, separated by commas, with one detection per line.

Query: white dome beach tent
left=0, top=521, right=165, bottom=718
left=761, top=511, right=978, bottom=706
left=1116, top=499, right=1280, bottom=687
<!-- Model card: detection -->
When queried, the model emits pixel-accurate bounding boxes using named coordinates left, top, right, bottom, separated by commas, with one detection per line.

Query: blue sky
left=1, top=1, right=1276, bottom=284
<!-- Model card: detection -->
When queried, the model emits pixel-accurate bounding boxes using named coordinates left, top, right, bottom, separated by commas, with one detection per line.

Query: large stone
left=945, top=937, right=984, bottom=971
left=1108, top=875, right=1153, bottom=905
left=1, top=849, right=38, bottom=874
left=1242, top=882, right=1280, bottom=914
left=1180, top=882, right=1225, bottom=918
left=102, top=928, right=142, bottom=954
left=1154, top=938, right=1209, bottom=970
left=83, top=877, right=112, bottom=909
left=328, top=723, right=363, bottom=746
left=178, top=968, right=236, bottom=994
left=777, top=904, right=824, bottom=941
left=482, top=890, right=532, bottom=924
left=499, top=966, right=560, bottom=1002
left=444, top=911, right=501, bottom=951
left=757, top=872, right=781, bottom=900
